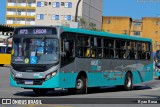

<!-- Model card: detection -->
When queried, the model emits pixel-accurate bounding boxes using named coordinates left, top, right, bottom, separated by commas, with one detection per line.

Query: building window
left=52, top=2, right=60, bottom=8
left=44, top=2, right=47, bottom=6
left=61, top=2, right=64, bottom=6
left=37, top=1, right=44, bottom=7
left=134, top=22, right=141, bottom=26
left=52, top=15, right=59, bottom=20
left=134, top=31, right=140, bottom=36
left=155, top=31, right=158, bottom=34
left=65, top=15, right=72, bottom=20
left=156, top=21, right=159, bottom=25
left=107, top=19, right=111, bottom=24
left=64, top=2, right=72, bottom=8
left=37, top=14, right=44, bottom=20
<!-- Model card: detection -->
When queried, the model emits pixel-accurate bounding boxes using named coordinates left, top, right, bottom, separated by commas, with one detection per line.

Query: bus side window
left=63, top=39, right=75, bottom=58
left=146, top=43, right=151, bottom=60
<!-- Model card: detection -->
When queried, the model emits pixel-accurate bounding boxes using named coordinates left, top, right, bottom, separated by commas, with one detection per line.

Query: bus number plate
left=25, top=80, right=33, bottom=85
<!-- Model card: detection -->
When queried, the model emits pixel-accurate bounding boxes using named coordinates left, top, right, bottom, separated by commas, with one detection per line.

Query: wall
left=102, top=16, right=131, bottom=35
left=143, top=17, right=160, bottom=52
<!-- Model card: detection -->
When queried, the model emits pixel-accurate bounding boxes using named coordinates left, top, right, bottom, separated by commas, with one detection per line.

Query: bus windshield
left=12, top=38, right=59, bottom=64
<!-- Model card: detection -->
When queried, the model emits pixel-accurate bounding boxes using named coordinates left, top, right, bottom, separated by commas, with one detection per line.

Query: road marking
left=151, top=87, right=160, bottom=90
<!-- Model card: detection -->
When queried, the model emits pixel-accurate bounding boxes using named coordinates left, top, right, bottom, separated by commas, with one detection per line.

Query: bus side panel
left=87, top=72, right=125, bottom=87
left=0, top=54, right=11, bottom=65
left=133, top=63, right=153, bottom=84
left=59, top=72, right=78, bottom=88
left=59, top=58, right=153, bottom=88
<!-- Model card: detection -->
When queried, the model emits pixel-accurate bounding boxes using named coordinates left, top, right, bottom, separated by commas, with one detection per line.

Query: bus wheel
left=159, top=76, right=160, bottom=80
left=124, top=72, right=133, bottom=91
left=33, top=89, right=48, bottom=95
left=0, top=64, right=4, bottom=67
left=75, top=76, right=86, bottom=94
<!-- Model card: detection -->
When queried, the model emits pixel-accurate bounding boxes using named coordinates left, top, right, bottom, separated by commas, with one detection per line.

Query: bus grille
left=13, top=66, right=47, bottom=72
left=15, top=78, right=45, bottom=85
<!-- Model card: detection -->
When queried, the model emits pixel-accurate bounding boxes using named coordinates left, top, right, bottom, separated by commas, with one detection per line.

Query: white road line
left=150, top=87, right=160, bottom=90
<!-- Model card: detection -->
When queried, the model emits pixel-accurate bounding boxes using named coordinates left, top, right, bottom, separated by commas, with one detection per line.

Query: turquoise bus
left=10, top=26, right=153, bottom=95
left=154, top=50, right=160, bottom=79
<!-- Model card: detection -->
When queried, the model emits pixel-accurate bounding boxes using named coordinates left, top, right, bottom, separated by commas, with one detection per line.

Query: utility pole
left=75, top=0, right=82, bottom=22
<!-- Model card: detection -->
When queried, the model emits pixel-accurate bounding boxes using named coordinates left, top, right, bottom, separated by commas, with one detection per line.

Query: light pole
left=75, top=0, right=82, bottom=22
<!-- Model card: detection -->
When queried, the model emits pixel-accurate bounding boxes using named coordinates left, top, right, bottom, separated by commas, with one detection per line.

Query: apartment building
left=35, top=0, right=102, bottom=29
left=102, top=16, right=131, bottom=35
left=102, top=16, right=160, bottom=52
left=6, top=0, right=36, bottom=26
left=143, top=17, right=160, bottom=51
left=130, top=20, right=142, bottom=36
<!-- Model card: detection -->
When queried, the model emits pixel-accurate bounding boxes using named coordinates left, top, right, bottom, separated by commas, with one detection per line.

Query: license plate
left=25, top=80, right=33, bottom=85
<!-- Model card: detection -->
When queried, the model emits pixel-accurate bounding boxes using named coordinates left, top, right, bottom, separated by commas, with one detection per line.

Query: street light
left=75, top=0, right=82, bottom=22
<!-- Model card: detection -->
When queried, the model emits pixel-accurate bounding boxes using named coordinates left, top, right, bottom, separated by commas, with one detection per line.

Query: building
left=130, top=20, right=142, bottom=36
left=6, top=0, right=36, bottom=26
left=102, top=16, right=160, bottom=52
left=102, top=16, right=131, bottom=35
left=35, top=0, right=102, bottom=29
left=143, top=17, right=160, bottom=52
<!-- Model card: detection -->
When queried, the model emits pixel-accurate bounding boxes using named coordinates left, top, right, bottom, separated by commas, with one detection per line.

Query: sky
left=0, top=0, right=6, bottom=24
left=103, top=0, right=160, bottom=20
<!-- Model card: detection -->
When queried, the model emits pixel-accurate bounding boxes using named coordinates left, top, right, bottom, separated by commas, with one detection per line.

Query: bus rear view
left=10, top=26, right=60, bottom=94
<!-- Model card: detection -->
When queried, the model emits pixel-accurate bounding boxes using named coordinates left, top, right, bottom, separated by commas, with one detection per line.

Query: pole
left=75, top=0, right=82, bottom=22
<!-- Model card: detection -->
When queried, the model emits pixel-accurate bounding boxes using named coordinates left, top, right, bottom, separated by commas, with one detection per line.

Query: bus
left=10, top=26, right=153, bottom=95
left=0, top=36, right=12, bottom=66
left=154, top=50, right=160, bottom=79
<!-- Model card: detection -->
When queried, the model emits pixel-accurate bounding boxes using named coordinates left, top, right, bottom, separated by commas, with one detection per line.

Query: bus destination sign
left=15, top=28, right=57, bottom=35
left=19, top=29, right=47, bottom=35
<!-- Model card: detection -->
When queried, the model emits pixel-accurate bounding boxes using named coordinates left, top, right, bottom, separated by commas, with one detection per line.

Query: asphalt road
left=1, top=66, right=160, bottom=107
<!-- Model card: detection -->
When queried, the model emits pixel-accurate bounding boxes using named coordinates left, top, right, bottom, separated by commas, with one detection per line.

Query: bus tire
left=124, top=72, right=133, bottom=91
left=33, top=89, right=48, bottom=95
left=159, top=76, right=160, bottom=80
left=75, top=76, right=86, bottom=94
left=0, top=64, right=4, bottom=67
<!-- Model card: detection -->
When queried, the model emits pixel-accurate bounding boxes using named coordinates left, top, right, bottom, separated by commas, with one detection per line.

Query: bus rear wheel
left=124, top=72, right=133, bottom=91
left=76, top=76, right=87, bottom=94
left=159, top=76, right=160, bottom=80
left=33, top=89, right=48, bottom=95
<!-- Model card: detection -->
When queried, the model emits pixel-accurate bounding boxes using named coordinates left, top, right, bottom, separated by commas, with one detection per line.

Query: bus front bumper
left=10, top=74, right=60, bottom=89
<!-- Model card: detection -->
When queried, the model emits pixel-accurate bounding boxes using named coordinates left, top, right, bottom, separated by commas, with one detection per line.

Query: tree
left=89, top=22, right=96, bottom=30
left=79, top=17, right=88, bottom=29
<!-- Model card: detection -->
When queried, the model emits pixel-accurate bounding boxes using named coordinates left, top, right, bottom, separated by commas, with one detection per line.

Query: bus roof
left=62, top=27, right=152, bottom=42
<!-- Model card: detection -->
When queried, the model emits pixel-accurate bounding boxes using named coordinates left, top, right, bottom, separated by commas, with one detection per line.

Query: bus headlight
left=45, top=71, right=57, bottom=81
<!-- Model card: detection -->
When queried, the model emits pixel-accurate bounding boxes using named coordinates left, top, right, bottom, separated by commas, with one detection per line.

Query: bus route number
left=20, top=29, right=28, bottom=34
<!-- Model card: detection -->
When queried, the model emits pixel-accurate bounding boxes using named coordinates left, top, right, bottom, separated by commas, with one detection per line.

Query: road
left=0, top=66, right=160, bottom=107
